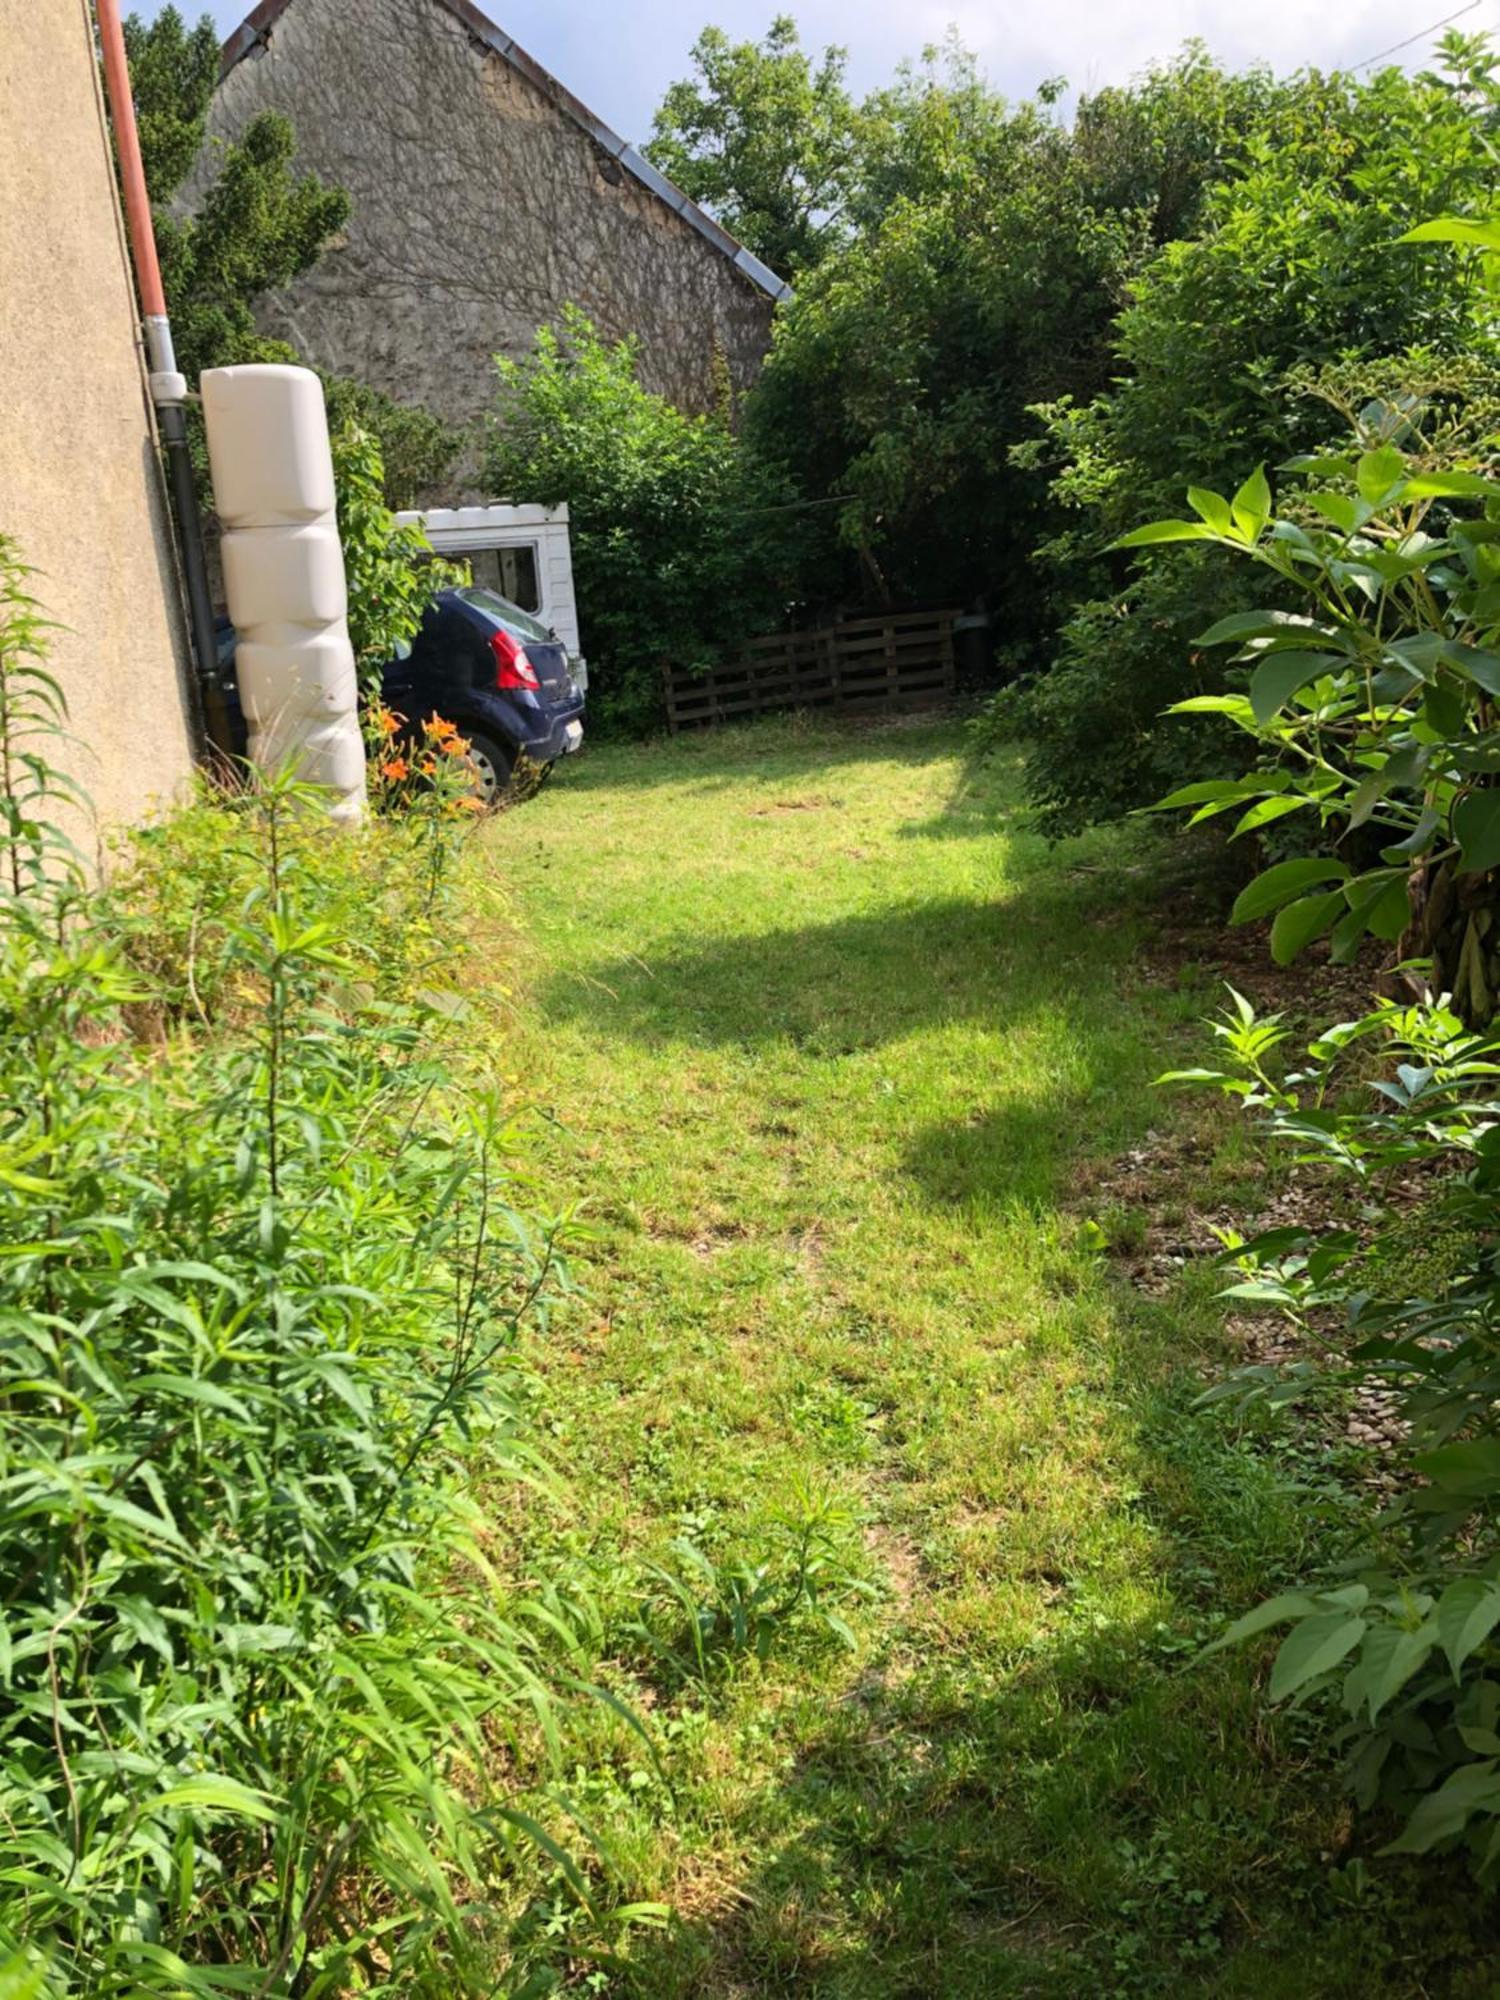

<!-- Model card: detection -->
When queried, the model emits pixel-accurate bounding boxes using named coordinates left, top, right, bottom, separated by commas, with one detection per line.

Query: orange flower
left=423, top=714, right=460, bottom=745
left=379, top=755, right=409, bottom=782
left=372, top=702, right=404, bottom=739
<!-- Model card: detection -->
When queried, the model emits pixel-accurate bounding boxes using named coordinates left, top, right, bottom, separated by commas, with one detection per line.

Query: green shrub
left=1124, top=388, right=1500, bottom=1013
left=745, top=47, right=1299, bottom=629
left=484, top=307, right=793, bottom=735
left=1175, top=992, right=1500, bottom=1877
left=1017, top=34, right=1500, bottom=830
left=0, top=539, right=595, bottom=1993
left=974, top=548, right=1257, bottom=837
left=1136, top=197, right=1500, bottom=1889
left=324, top=378, right=464, bottom=512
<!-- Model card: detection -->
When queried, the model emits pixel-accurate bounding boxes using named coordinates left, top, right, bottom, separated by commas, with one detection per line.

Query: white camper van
left=396, top=502, right=588, bottom=690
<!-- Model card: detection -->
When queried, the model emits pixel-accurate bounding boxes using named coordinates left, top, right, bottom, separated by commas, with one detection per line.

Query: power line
left=1354, top=0, right=1485, bottom=69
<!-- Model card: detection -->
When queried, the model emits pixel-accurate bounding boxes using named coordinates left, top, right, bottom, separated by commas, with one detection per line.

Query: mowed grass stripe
left=489, top=715, right=1487, bottom=1998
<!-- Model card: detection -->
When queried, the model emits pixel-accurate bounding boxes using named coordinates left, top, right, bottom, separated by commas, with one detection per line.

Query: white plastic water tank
left=200, top=365, right=365, bottom=821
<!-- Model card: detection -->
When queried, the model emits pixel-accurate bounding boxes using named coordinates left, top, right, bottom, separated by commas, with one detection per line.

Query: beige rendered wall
left=0, top=0, right=199, bottom=859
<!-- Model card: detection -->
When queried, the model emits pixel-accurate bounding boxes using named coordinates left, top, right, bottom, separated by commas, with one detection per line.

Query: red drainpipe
left=93, top=0, right=233, bottom=754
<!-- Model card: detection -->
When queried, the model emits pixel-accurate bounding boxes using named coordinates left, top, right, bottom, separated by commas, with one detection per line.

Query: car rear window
left=458, top=587, right=554, bottom=647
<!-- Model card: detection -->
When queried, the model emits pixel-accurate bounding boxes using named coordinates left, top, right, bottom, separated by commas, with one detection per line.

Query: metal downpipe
left=94, top=0, right=234, bottom=759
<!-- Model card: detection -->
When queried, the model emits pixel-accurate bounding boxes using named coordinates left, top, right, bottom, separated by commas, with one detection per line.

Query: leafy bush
left=1175, top=991, right=1500, bottom=1876
left=332, top=422, right=466, bottom=682
left=1009, top=34, right=1500, bottom=830
left=324, top=379, right=463, bottom=512
left=975, top=548, right=1258, bottom=835
left=1125, top=384, right=1500, bottom=1017
left=0, top=540, right=595, bottom=1992
left=747, top=47, right=1285, bottom=627
left=485, top=308, right=792, bottom=734
left=1136, top=195, right=1500, bottom=1888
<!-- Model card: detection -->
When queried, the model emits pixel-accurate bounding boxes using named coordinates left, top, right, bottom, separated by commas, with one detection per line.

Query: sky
left=157, top=0, right=1497, bottom=145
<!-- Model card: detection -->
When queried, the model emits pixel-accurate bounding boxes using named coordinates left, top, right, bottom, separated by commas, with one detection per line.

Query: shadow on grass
left=541, top=882, right=1164, bottom=1054
left=894, top=745, right=1018, bottom=843
left=614, top=1325, right=1500, bottom=2000
left=527, top=723, right=1499, bottom=1993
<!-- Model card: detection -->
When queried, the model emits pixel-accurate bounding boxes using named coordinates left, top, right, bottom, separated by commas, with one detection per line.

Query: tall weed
left=0, top=537, right=592, bottom=1993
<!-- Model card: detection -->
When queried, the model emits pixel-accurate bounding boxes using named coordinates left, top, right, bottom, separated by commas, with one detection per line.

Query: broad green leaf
left=1405, top=470, right=1500, bottom=499
left=1443, top=644, right=1500, bottom=699
left=1165, top=694, right=1258, bottom=727
left=1152, top=778, right=1259, bottom=811
left=1384, top=808, right=1440, bottom=860
left=1348, top=744, right=1426, bottom=830
left=1282, top=452, right=1357, bottom=477
left=1231, top=465, right=1271, bottom=537
left=1306, top=490, right=1362, bottom=534
left=1364, top=873, right=1413, bottom=942
left=1383, top=1760, right=1500, bottom=1856
left=1438, top=1578, right=1500, bottom=1678
left=1201, top=1590, right=1321, bottom=1656
left=1231, top=857, right=1350, bottom=925
left=1269, top=1612, right=1366, bottom=1701
left=1331, top=901, right=1369, bottom=964
left=1195, top=609, right=1331, bottom=648
left=1401, top=215, right=1500, bottom=253
left=1345, top=1621, right=1436, bottom=1721
left=1415, top=1438, right=1500, bottom=1499
left=1187, top=486, right=1234, bottom=533
left=1113, top=519, right=1213, bottom=549
left=1424, top=681, right=1467, bottom=736
left=1357, top=445, right=1407, bottom=505
left=1269, top=889, right=1344, bottom=964
left=1231, top=795, right=1311, bottom=839
left=1454, top=791, right=1500, bottom=875
left=1248, top=651, right=1341, bottom=723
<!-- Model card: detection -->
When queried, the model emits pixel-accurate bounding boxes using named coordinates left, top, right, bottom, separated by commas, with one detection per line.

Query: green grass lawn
left=489, top=715, right=1495, bottom=1996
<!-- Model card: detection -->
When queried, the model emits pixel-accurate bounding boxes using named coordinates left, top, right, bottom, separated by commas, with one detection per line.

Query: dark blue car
left=217, top=586, right=586, bottom=804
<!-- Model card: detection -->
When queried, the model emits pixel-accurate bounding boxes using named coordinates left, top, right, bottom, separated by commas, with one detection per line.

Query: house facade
left=204, top=0, right=788, bottom=438
left=0, top=0, right=198, bottom=849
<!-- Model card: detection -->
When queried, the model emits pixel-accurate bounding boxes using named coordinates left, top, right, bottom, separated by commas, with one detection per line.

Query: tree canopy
left=123, top=6, right=349, bottom=384
left=644, top=14, right=860, bottom=279
left=123, top=9, right=459, bottom=506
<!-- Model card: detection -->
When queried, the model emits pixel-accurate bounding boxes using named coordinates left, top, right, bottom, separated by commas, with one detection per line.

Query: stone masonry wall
left=201, top=0, right=777, bottom=442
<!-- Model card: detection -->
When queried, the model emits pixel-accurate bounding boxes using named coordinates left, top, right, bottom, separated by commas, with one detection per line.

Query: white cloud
left=188, top=0, right=1499, bottom=141
left=476, top=0, right=1498, bottom=137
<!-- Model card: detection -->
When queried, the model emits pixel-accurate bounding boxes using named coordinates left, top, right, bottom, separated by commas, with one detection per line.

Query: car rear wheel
left=461, top=729, right=515, bottom=808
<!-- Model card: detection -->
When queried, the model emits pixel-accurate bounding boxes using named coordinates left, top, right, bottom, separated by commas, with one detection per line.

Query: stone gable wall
left=201, top=0, right=776, bottom=444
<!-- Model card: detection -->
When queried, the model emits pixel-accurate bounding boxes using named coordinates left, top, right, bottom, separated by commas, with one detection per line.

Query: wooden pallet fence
left=664, top=609, right=959, bottom=731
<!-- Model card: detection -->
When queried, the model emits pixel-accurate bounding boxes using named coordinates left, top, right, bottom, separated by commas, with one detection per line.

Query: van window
left=466, top=543, right=540, bottom=612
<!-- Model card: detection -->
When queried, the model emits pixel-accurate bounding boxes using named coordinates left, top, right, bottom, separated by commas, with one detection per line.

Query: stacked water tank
left=200, top=364, right=366, bottom=821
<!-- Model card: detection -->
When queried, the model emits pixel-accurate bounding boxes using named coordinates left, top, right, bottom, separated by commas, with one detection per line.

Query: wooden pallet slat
left=665, top=609, right=957, bottom=732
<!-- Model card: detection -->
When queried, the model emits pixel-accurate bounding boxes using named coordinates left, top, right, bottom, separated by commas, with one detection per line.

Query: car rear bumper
left=515, top=708, right=584, bottom=763
left=458, top=689, right=584, bottom=766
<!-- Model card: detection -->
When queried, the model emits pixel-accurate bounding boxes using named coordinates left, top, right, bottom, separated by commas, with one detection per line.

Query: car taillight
left=490, top=627, right=540, bottom=691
